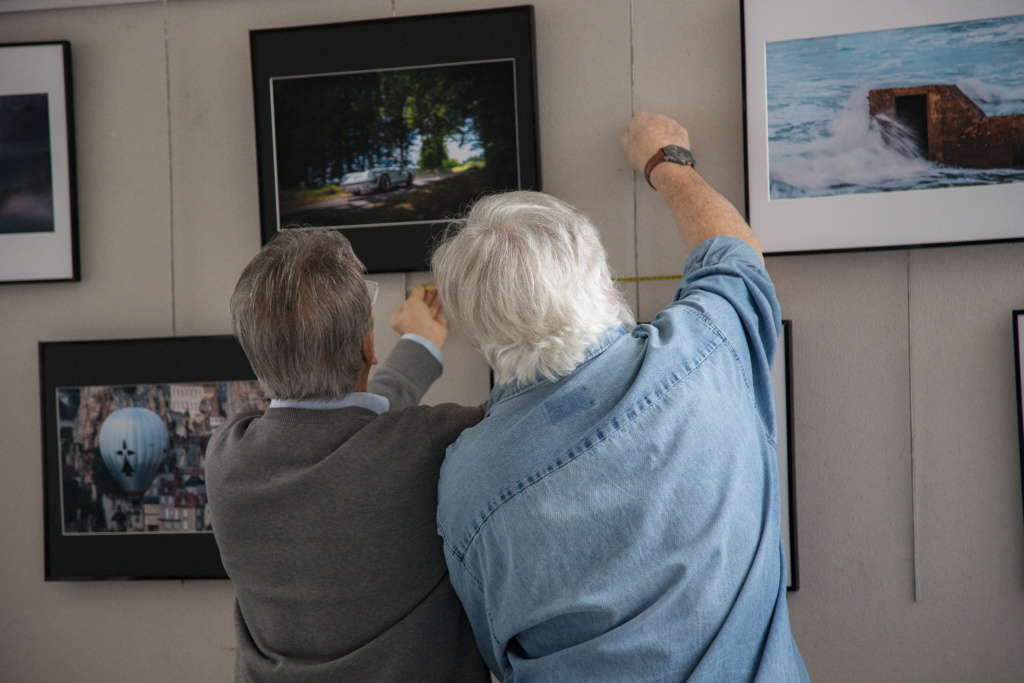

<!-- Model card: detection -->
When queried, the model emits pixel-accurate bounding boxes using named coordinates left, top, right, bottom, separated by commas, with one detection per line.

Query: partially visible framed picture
left=742, top=1, right=1024, bottom=254
left=1013, top=312, right=1024, bottom=535
left=0, top=41, right=79, bottom=283
left=772, top=320, right=799, bottom=590
left=40, top=336, right=267, bottom=580
left=251, top=6, right=540, bottom=273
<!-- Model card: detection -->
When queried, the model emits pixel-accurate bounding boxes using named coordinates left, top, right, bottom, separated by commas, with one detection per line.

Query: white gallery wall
left=1, top=0, right=1022, bottom=680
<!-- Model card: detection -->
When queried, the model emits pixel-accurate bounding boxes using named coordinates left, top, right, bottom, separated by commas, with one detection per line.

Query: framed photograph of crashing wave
left=773, top=320, right=799, bottom=590
left=0, top=41, right=79, bottom=283
left=742, top=1, right=1024, bottom=254
left=40, top=336, right=267, bottom=580
left=251, top=6, right=540, bottom=273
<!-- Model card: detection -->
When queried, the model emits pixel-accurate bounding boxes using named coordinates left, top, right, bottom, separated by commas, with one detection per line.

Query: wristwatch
left=643, top=145, right=695, bottom=189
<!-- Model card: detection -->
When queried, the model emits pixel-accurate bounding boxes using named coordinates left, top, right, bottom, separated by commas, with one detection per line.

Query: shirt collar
left=489, top=324, right=629, bottom=405
left=269, top=392, right=390, bottom=414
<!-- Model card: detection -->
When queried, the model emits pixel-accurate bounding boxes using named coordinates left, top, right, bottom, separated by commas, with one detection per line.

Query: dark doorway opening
left=895, top=95, right=928, bottom=157
left=1013, top=144, right=1024, bottom=168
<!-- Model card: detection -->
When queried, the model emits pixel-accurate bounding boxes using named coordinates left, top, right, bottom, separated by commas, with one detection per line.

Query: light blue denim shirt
left=437, top=236, right=810, bottom=682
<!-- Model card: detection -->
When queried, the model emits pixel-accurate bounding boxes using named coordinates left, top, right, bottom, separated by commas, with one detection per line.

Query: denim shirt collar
left=489, top=324, right=629, bottom=406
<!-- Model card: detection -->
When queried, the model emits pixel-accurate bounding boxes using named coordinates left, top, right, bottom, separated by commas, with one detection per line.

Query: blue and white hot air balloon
left=98, top=407, right=170, bottom=498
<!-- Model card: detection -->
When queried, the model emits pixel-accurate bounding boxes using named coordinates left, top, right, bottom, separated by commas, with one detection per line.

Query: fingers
left=623, top=112, right=691, bottom=172
left=425, top=287, right=442, bottom=318
left=408, top=285, right=426, bottom=301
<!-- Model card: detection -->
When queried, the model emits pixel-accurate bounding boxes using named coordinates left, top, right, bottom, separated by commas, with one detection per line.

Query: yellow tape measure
left=613, top=275, right=680, bottom=283
left=412, top=275, right=679, bottom=293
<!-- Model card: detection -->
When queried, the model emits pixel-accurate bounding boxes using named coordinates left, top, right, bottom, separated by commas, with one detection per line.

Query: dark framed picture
left=772, top=320, right=799, bottom=590
left=40, top=336, right=266, bottom=580
left=742, top=2, right=1024, bottom=254
left=0, top=41, right=79, bottom=283
left=1013, top=312, right=1024, bottom=536
left=251, top=6, right=540, bottom=273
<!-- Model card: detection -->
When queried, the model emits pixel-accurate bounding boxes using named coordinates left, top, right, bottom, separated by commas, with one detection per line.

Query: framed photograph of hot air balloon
left=741, top=1, right=1024, bottom=253
left=39, top=336, right=267, bottom=580
left=250, top=5, right=540, bottom=272
left=0, top=41, right=80, bottom=283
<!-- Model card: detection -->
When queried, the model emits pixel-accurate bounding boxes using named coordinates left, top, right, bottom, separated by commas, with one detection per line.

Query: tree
left=271, top=60, right=518, bottom=190
left=419, top=134, right=449, bottom=170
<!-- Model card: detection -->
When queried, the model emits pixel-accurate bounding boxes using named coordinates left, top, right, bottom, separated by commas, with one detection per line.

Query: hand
left=621, top=112, right=691, bottom=173
left=391, top=285, right=449, bottom=350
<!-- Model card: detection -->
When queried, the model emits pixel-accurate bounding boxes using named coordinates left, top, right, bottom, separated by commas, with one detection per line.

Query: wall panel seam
left=162, top=0, right=176, bottom=336
left=907, top=248, right=918, bottom=601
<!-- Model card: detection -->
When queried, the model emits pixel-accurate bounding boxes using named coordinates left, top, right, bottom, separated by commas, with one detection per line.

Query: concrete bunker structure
left=868, top=84, right=1024, bottom=168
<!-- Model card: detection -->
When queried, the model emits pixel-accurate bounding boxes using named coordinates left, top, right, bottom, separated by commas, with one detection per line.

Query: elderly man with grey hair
left=432, top=113, right=810, bottom=681
left=206, top=228, right=489, bottom=682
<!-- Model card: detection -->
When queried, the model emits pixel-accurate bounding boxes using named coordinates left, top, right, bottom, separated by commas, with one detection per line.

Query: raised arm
left=368, top=286, right=450, bottom=410
left=390, top=285, right=449, bottom=350
left=622, top=112, right=763, bottom=264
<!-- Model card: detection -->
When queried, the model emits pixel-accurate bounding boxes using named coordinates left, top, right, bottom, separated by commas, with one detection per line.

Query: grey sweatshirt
left=206, top=339, right=489, bottom=682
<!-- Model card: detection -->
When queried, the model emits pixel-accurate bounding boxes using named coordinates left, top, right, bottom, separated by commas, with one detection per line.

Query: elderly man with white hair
left=432, top=113, right=810, bottom=682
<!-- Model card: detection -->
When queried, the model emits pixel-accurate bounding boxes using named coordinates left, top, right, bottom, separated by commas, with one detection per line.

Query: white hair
left=432, top=191, right=635, bottom=386
left=230, top=228, right=371, bottom=399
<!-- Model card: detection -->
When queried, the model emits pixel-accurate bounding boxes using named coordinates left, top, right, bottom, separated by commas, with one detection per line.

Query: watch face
left=663, top=145, right=695, bottom=165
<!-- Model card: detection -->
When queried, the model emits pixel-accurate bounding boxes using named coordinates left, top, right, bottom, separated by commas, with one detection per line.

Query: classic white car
left=340, top=164, right=415, bottom=195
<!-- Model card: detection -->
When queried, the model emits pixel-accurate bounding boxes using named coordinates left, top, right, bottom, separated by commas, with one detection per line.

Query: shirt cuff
left=401, top=333, right=444, bottom=365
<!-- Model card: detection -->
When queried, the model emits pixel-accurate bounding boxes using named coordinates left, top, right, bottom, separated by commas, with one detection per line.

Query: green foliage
left=451, top=159, right=486, bottom=173
left=419, top=135, right=449, bottom=170
left=273, top=61, right=518, bottom=192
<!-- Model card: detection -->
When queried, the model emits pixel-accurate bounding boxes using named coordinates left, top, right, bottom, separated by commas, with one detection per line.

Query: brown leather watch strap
left=643, top=149, right=669, bottom=189
left=643, top=146, right=694, bottom=189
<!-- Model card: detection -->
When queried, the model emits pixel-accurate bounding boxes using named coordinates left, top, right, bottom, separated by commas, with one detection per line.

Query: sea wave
left=769, top=87, right=934, bottom=195
left=906, top=14, right=1024, bottom=48
left=956, top=77, right=1024, bottom=115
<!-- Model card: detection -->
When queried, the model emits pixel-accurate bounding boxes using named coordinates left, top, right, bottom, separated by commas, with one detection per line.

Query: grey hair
left=230, top=228, right=371, bottom=399
left=432, top=191, right=635, bottom=386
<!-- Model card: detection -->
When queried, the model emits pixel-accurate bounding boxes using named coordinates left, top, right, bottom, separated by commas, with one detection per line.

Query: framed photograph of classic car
left=0, top=41, right=79, bottom=283
left=773, top=320, right=799, bottom=590
left=742, top=1, right=1024, bottom=254
left=1013, top=311, right=1024, bottom=535
left=40, top=336, right=267, bottom=580
left=251, top=6, right=540, bottom=273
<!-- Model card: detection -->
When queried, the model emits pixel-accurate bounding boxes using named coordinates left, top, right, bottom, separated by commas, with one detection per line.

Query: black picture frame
left=741, top=1, right=1024, bottom=255
left=250, top=6, right=540, bottom=273
left=0, top=41, right=79, bottom=283
left=1013, top=311, right=1024, bottom=539
left=40, top=336, right=264, bottom=580
left=773, top=319, right=799, bottom=590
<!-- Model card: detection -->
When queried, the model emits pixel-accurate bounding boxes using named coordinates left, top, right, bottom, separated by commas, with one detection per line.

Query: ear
left=361, top=329, right=378, bottom=367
